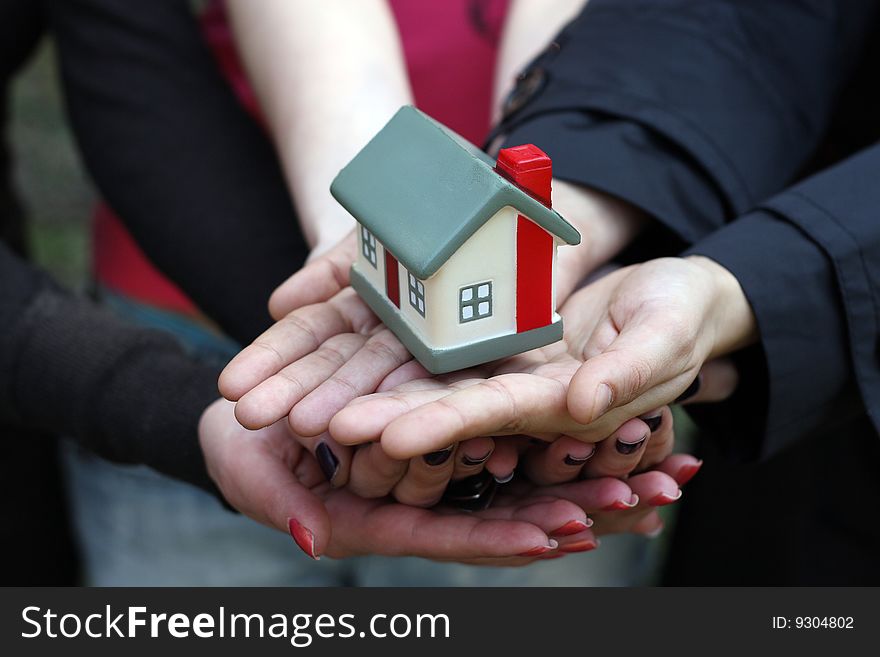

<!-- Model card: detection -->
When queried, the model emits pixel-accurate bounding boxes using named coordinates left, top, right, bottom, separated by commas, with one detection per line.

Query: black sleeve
left=0, top=243, right=222, bottom=494
left=42, top=0, right=310, bottom=344
left=492, top=0, right=879, bottom=246
left=685, top=143, right=880, bottom=459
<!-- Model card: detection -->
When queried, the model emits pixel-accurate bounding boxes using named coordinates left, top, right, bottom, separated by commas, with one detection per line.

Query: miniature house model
left=331, top=106, right=581, bottom=374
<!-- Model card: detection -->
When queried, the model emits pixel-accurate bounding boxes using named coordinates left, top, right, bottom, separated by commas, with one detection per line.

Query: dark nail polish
left=442, top=471, right=497, bottom=511
left=643, top=414, right=663, bottom=432
left=675, top=376, right=702, bottom=403
left=461, top=451, right=492, bottom=467
left=564, top=448, right=596, bottom=466
left=315, top=442, right=340, bottom=482
left=423, top=445, right=454, bottom=466
left=615, top=434, right=648, bottom=455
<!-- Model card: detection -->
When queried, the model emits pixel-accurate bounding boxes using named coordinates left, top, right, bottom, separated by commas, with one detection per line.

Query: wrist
left=553, top=180, right=648, bottom=298
left=686, top=255, right=757, bottom=356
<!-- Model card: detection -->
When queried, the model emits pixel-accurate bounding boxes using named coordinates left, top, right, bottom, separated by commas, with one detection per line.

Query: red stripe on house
left=385, top=249, right=401, bottom=308
left=496, top=144, right=555, bottom=332
left=516, top=215, right=553, bottom=332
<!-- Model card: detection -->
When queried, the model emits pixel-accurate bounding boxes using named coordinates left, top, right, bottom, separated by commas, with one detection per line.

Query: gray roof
left=330, top=106, right=580, bottom=279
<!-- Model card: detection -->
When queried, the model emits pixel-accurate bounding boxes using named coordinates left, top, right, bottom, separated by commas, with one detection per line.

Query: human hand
left=323, top=256, right=747, bottom=459
left=218, top=180, right=647, bottom=438
left=562, top=256, right=756, bottom=427
left=199, top=398, right=607, bottom=563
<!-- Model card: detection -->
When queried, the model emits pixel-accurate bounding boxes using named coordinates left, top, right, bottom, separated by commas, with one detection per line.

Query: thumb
left=567, top=315, right=696, bottom=424
left=268, top=229, right=357, bottom=320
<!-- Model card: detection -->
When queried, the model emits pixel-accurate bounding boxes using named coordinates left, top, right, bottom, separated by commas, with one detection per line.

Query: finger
left=629, top=510, right=664, bottom=537
left=553, top=529, right=600, bottom=554
left=591, top=505, right=659, bottom=536
left=392, top=445, right=457, bottom=507
left=654, top=453, right=704, bottom=486
left=347, top=442, right=409, bottom=499
left=288, top=431, right=353, bottom=489
left=452, top=436, right=495, bottom=480
left=203, top=413, right=332, bottom=560
left=627, top=470, right=682, bottom=507
left=475, top=497, right=589, bottom=538
left=233, top=332, right=366, bottom=430
left=219, top=289, right=376, bottom=401
left=582, top=417, right=651, bottom=479
left=634, top=407, right=674, bottom=472
left=290, top=328, right=413, bottom=437
left=567, top=314, right=699, bottom=425
left=331, top=387, right=453, bottom=445
left=378, top=359, right=433, bottom=392
left=379, top=374, right=592, bottom=459
left=522, top=436, right=597, bottom=486
left=268, top=230, right=357, bottom=320
left=525, top=476, right=638, bottom=513
left=485, top=438, right=521, bottom=483
left=323, top=492, right=557, bottom=559
left=680, top=357, right=739, bottom=404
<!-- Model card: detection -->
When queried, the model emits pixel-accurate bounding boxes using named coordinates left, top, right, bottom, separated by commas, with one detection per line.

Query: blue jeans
left=62, top=290, right=659, bottom=585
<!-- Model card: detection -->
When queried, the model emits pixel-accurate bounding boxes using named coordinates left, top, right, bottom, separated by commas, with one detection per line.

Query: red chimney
left=494, top=144, right=552, bottom=207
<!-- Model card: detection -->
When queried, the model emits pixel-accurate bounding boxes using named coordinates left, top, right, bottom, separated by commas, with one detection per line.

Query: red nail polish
left=518, top=540, right=557, bottom=557
left=560, top=540, right=599, bottom=553
left=601, top=495, right=639, bottom=512
left=288, top=518, right=319, bottom=560
left=550, top=520, right=590, bottom=537
left=648, top=490, right=682, bottom=507
left=540, top=553, right=568, bottom=560
left=675, top=461, right=703, bottom=486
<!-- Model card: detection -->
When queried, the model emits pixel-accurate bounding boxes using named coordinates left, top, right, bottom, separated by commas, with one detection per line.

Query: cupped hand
left=219, top=227, right=434, bottom=486
left=562, top=256, right=755, bottom=426
left=217, top=184, right=651, bottom=482
left=199, top=399, right=591, bottom=564
left=328, top=259, right=742, bottom=460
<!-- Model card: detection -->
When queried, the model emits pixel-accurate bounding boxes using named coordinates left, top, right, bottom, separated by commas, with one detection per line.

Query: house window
left=408, top=271, right=426, bottom=317
left=459, top=281, right=493, bottom=323
left=360, top=225, right=377, bottom=268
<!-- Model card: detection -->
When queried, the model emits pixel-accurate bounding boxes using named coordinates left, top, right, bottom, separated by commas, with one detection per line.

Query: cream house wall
left=419, top=206, right=518, bottom=349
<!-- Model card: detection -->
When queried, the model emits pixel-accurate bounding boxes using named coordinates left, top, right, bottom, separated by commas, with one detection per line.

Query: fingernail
left=648, top=489, right=682, bottom=506
left=564, top=445, right=596, bottom=466
left=288, top=518, right=319, bottom=560
left=494, top=470, right=515, bottom=484
left=675, top=460, right=703, bottom=486
left=518, top=539, right=559, bottom=557
left=443, top=470, right=496, bottom=503
left=592, top=383, right=614, bottom=420
left=602, top=494, right=639, bottom=511
left=675, top=375, right=702, bottom=403
left=315, top=442, right=340, bottom=483
left=423, top=445, right=454, bottom=466
left=615, top=433, right=648, bottom=455
left=461, top=450, right=492, bottom=467
left=560, top=539, right=599, bottom=553
left=641, top=413, right=663, bottom=433
left=550, top=519, right=591, bottom=537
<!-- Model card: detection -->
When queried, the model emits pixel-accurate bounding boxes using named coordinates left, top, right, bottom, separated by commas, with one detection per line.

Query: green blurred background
left=10, top=41, right=94, bottom=290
